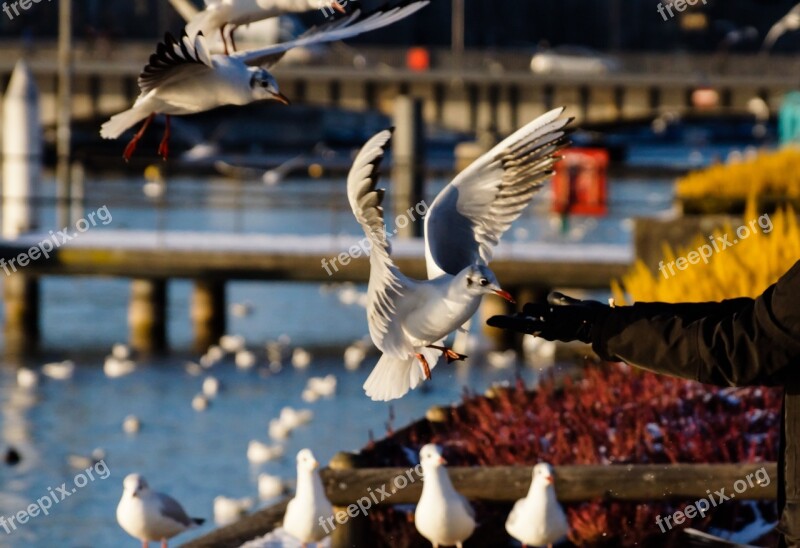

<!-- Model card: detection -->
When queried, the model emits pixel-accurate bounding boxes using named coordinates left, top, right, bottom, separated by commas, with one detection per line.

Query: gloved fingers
left=486, top=314, right=542, bottom=335
left=547, top=291, right=583, bottom=306
left=522, top=302, right=551, bottom=317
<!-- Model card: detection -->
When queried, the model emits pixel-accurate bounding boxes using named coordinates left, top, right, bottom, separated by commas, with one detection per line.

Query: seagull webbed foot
left=427, top=345, right=468, bottom=364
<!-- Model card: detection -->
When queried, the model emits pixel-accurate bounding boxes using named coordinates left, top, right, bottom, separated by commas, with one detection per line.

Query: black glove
left=486, top=292, right=609, bottom=343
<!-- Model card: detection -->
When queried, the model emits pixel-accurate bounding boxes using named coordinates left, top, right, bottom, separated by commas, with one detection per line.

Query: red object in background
left=552, top=148, right=609, bottom=216
left=406, top=47, right=430, bottom=72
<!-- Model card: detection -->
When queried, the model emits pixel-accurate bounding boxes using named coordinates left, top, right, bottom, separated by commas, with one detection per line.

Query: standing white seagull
left=117, top=474, right=204, bottom=548
left=282, top=449, right=334, bottom=546
left=414, top=444, right=475, bottom=548
left=100, top=0, right=430, bottom=161
left=348, top=108, right=571, bottom=401
left=186, top=0, right=347, bottom=54
left=505, top=463, right=569, bottom=548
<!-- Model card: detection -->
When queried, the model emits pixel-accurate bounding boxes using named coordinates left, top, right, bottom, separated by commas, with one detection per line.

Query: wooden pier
left=0, top=230, right=631, bottom=354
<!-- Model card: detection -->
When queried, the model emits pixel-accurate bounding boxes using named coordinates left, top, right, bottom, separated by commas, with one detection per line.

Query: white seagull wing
left=424, top=108, right=572, bottom=278
left=347, top=129, right=409, bottom=358
left=231, top=0, right=430, bottom=67
left=138, top=32, right=215, bottom=95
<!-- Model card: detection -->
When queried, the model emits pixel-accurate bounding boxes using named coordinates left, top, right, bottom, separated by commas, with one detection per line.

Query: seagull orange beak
left=273, top=92, right=291, bottom=106
left=439, top=457, right=447, bottom=465
left=493, top=289, right=516, bottom=303
left=545, top=475, right=553, bottom=484
left=331, top=1, right=346, bottom=13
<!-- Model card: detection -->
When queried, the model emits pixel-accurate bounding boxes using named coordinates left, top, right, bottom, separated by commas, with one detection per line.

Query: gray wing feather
left=156, top=492, right=195, bottom=527
left=231, top=0, right=430, bottom=67
left=346, top=130, right=409, bottom=358
left=424, top=108, right=572, bottom=278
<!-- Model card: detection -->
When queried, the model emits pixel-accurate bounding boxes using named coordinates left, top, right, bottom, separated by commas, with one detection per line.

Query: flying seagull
left=100, top=0, right=430, bottom=161
left=347, top=108, right=571, bottom=401
left=186, top=0, right=348, bottom=54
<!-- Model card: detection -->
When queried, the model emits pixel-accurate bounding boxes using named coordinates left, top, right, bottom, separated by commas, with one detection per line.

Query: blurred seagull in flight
left=100, top=0, right=430, bottom=161
left=347, top=108, right=571, bottom=401
left=186, top=0, right=348, bottom=54
left=763, top=2, right=800, bottom=51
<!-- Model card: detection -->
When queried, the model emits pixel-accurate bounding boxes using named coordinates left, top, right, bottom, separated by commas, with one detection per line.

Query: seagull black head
left=249, top=68, right=290, bottom=105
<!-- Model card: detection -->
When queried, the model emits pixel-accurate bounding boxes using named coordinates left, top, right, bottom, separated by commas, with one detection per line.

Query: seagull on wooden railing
left=100, top=0, right=430, bottom=161
left=186, top=0, right=349, bottom=54
left=282, top=449, right=334, bottom=546
left=348, top=108, right=572, bottom=401
left=415, top=444, right=476, bottom=548
left=506, top=463, right=570, bottom=548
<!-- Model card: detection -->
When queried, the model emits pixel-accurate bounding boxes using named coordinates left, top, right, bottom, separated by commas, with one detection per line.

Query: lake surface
left=0, top=160, right=680, bottom=547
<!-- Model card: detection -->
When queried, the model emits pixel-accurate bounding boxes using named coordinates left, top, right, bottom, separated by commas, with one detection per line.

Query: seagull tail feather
left=363, top=349, right=438, bottom=402
left=100, top=107, right=152, bottom=140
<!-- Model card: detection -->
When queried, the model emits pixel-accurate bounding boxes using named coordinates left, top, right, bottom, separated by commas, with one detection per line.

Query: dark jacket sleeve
left=592, top=260, right=800, bottom=387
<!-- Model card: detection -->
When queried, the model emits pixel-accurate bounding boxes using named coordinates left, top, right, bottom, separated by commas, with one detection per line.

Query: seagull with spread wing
left=100, top=0, right=429, bottom=161
left=186, top=0, right=347, bottom=54
left=348, top=108, right=572, bottom=401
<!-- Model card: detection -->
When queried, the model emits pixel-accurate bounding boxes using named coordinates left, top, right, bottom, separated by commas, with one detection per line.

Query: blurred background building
left=3, top=0, right=800, bottom=52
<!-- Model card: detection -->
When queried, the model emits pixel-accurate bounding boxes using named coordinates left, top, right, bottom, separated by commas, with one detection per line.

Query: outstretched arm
left=489, top=261, right=800, bottom=387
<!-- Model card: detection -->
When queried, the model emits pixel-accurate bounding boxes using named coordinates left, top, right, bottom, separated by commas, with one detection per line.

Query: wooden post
left=128, top=279, right=167, bottom=353
left=191, top=279, right=226, bottom=353
left=329, top=452, right=369, bottom=548
left=392, top=96, right=425, bottom=239
left=56, top=0, right=73, bottom=228
left=4, top=274, right=39, bottom=355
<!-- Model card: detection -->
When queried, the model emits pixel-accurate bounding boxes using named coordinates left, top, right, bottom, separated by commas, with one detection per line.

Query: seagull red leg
left=230, top=25, right=238, bottom=52
left=123, top=113, right=155, bottom=162
left=426, top=344, right=468, bottom=364
left=158, top=114, right=171, bottom=160
left=416, top=353, right=431, bottom=380
left=161, top=539, right=167, bottom=548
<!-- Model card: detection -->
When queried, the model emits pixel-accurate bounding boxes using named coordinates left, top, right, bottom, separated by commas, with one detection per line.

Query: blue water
left=0, top=169, right=675, bottom=547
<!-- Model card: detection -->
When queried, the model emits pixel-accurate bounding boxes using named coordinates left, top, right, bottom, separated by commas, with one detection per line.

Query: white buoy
left=3, top=61, right=41, bottom=239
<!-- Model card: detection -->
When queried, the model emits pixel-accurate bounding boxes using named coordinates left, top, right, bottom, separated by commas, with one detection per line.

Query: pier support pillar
left=482, top=286, right=549, bottom=351
left=4, top=274, right=40, bottom=355
left=191, top=279, right=226, bottom=353
left=128, top=278, right=167, bottom=354
left=392, top=95, right=425, bottom=238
